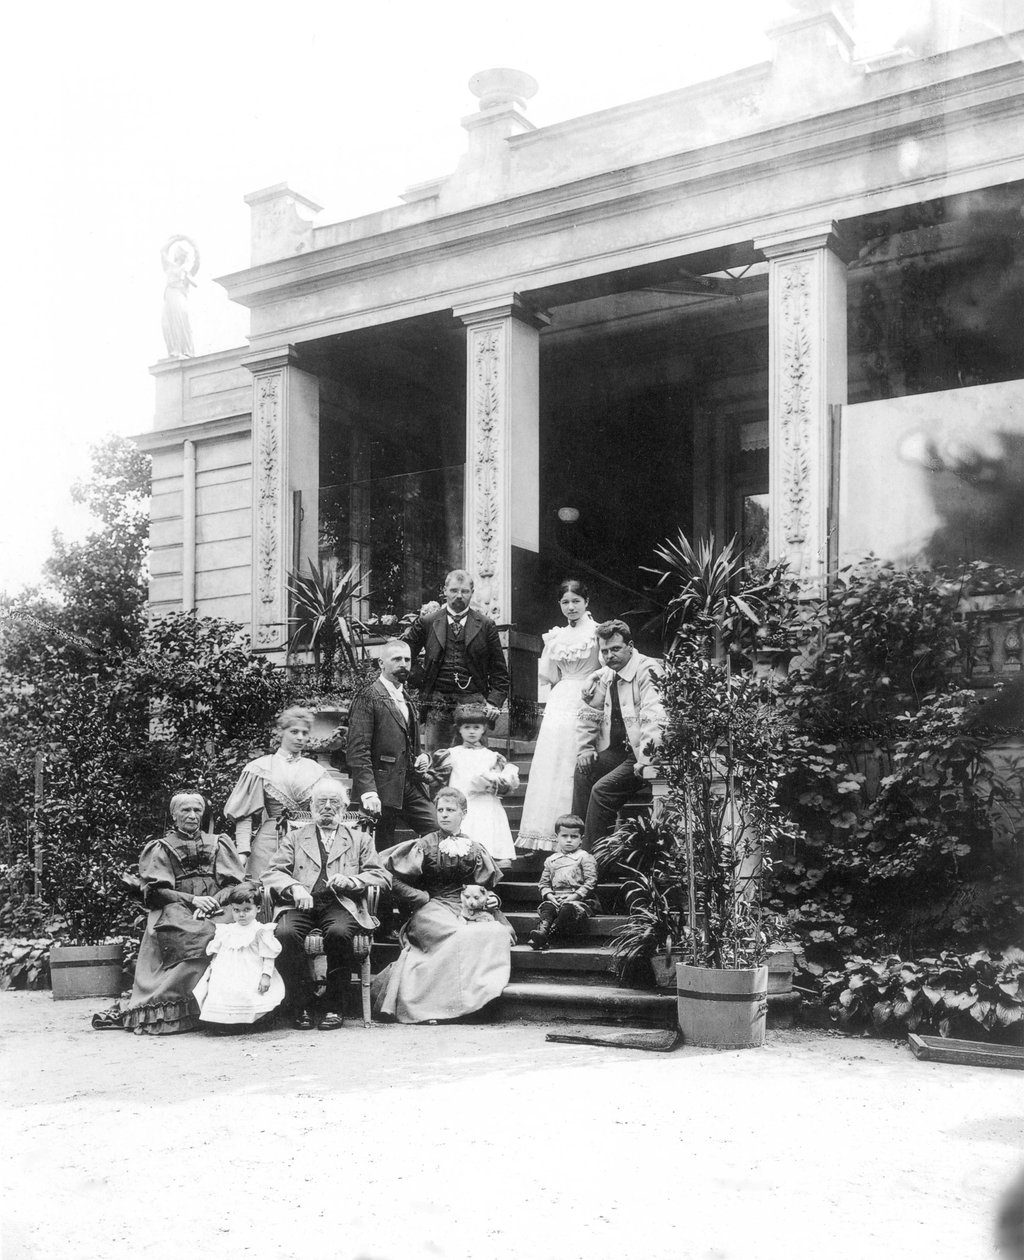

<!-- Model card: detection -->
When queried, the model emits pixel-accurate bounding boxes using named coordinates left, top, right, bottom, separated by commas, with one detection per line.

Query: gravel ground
left=1, top=992, right=1021, bottom=1260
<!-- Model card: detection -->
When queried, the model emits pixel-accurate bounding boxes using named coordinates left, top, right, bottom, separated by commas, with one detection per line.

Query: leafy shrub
left=1, top=612, right=286, bottom=942
left=780, top=559, right=966, bottom=735
left=772, top=558, right=1024, bottom=954
left=801, top=947, right=1024, bottom=1043
left=0, top=938, right=51, bottom=990
left=0, top=861, right=55, bottom=937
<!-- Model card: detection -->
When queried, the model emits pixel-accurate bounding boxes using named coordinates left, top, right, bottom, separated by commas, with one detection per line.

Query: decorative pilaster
left=455, top=296, right=547, bottom=624
left=756, top=223, right=850, bottom=587
left=251, top=370, right=285, bottom=647
left=242, top=347, right=320, bottom=651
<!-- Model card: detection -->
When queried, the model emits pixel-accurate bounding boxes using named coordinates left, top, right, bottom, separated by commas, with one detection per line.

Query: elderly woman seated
left=100, top=791, right=245, bottom=1035
left=374, top=786, right=516, bottom=1024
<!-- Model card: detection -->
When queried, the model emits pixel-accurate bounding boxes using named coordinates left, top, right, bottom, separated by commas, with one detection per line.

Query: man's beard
left=448, top=597, right=468, bottom=611
left=392, top=668, right=410, bottom=682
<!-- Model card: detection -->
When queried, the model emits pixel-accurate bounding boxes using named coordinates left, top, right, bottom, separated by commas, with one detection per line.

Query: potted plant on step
left=286, top=559, right=376, bottom=751
left=660, top=636, right=800, bottom=1047
left=640, top=531, right=804, bottom=1046
left=598, top=812, right=690, bottom=988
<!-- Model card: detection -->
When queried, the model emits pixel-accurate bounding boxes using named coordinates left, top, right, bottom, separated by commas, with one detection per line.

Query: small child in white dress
left=193, top=882, right=285, bottom=1029
left=433, top=704, right=519, bottom=868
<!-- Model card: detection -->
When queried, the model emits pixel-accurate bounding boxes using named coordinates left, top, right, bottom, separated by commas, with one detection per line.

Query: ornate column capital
left=240, top=345, right=305, bottom=376
left=755, top=221, right=855, bottom=264
left=453, top=293, right=550, bottom=330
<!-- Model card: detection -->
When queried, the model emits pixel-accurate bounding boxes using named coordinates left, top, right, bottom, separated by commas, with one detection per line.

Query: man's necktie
left=311, top=831, right=332, bottom=897
left=450, top=616, right=466, bottom=640
left=609, top=675, right=628, bottom=751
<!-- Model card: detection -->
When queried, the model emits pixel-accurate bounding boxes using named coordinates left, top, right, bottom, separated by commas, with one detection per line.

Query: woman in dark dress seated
left=101, top=792, right=245, bottom=1035
left=375, top=787, right=515, bottom=1023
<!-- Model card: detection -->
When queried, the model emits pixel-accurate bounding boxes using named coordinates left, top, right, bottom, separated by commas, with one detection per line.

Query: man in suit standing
left=402, top=569, right=510, bottom=753
left=572, top=619, right=666, bottom=848
left=346, top=639, right=436, bottom=848
left=264, top=780, right=391, bottom=1030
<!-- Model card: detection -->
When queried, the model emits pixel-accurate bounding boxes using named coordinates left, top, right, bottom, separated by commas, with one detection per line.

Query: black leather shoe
left=318, top=1011, right=345, bottom=1031
left=292, top=1009, right=316, bottom=1031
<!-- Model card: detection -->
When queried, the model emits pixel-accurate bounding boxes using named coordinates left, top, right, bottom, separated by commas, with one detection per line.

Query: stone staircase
left=371, top=738, right=677, bottom=1027
left=493, top=852, right=675, bottom=1026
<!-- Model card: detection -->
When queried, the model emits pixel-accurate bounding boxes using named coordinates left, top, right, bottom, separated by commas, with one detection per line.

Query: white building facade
left=139, top=4, right=1024, bottom=700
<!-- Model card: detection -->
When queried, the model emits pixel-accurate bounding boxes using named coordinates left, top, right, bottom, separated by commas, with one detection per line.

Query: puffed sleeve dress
left=120, top=831, right=244, bottom=1035
left=374, top=833, right=515, bottom=1023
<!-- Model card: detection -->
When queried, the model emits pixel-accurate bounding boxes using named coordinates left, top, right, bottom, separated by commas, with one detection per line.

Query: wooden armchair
left=258, top=883, right=381, bottom=1028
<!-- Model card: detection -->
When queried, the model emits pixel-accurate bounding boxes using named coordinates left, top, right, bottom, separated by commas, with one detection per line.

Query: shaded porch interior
left=306, top=179, right=1024, bottom=645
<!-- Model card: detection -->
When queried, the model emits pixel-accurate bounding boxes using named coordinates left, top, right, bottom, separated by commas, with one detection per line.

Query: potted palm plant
left=638, top=530, right=787, bottom=656
left=286, top=560, right=377, bottom=750
left=661, top=633, right=802, bottom=1046
left=287, top=559, right=370, bottom=690
left=599, top=813, right=690, bottom=987
left=628, top=532, right=803, bottom=1045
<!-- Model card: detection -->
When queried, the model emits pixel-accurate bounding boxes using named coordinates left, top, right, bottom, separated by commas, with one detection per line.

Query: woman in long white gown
left=517, top=581, right=600, bottom=852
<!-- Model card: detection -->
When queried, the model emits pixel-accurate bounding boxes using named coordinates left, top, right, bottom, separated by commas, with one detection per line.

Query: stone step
left=492, top=981, right=798, bottom=1028
left=491, top=739, right=536, bottom=757
left=493, top=981, right=676, bottom=1026
left=366, top=941, right=796, bottom=1027
left=497, top=880, right=624, bottom=908
left=510, top=943, right=618, bottom=983
left=503, top=853, right=549, bottom=877
left=505, top=912, right=624, bottom=940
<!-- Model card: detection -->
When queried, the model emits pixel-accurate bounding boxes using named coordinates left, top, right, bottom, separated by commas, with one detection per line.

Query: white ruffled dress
left=445, top=745, right=520, bottom=863
left=517, top=615, right=600, bottom=850
left=192, top=920, right=286, bottom=1025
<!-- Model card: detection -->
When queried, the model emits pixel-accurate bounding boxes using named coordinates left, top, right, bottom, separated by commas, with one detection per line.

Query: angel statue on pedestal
left=160, top=235, right=199, bottom=359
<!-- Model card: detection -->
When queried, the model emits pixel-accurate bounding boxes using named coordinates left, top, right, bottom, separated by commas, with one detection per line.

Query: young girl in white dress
left=192, top=882, right=285, bottom=1029
left=517, top=580, right=600, bottom=851
left=435, top=705, right=519, bottom=867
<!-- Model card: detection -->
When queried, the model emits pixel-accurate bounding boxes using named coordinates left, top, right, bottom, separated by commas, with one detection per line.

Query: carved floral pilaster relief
left=467, top=324, right=505, bottom=623
left=763, top=230, right=847, bottom=591
left=777, top=258, right=814, bottom=561
left=253, top=370, right=284, bottom=647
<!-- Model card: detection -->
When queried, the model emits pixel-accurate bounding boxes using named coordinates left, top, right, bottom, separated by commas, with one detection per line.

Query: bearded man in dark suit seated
left=263, top=780, right=391, bottom=1031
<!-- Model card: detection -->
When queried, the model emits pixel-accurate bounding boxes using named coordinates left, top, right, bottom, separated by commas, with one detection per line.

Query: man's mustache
left=392, top=667, right=410, bottom=679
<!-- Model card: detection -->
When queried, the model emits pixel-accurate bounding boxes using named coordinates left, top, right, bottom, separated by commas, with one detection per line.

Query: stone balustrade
left=959, top=604, right=1024, bottom=683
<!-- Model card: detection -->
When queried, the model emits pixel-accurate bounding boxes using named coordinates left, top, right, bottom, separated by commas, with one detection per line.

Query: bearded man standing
left=401, top=569, right=509, bottom=753
left=346, top=639, right=436, bottom=849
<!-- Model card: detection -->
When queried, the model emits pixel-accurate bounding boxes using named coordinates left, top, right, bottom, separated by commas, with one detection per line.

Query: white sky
left=1, top=0, right=925, bottom=594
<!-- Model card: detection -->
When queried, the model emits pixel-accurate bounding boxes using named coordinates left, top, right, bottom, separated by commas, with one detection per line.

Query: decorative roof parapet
left=764, top=5, right=863, bottom=121
left=436, top=68, right=539, bottom=212
left=245, top=183, right=323, bottom=266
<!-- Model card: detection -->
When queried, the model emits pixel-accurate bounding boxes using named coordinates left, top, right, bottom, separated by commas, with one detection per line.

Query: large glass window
left=313, top=314, right=466, bottom=619
left=319, top=465, right=464, bottom=618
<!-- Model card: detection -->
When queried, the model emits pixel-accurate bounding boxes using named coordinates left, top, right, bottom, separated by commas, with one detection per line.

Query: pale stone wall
left=839, top=378, right=1024, bottom=569
left=141, top=350, right=254, bottom=627
left=147, top=427, right=253, bottom=625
